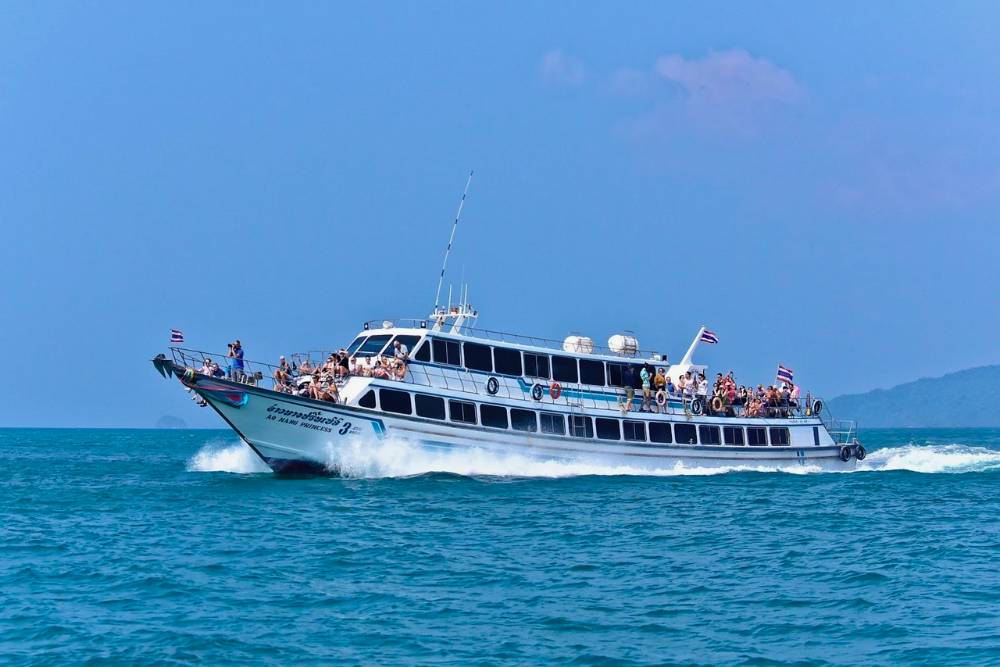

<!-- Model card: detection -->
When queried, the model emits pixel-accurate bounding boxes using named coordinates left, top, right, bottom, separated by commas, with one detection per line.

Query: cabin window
left=463, top=342, right=493, bottom=372
left=569, top=415, right=593, bottom=438
left=378, top=389, right=411, bottom=415
left=356, top=334, right=392, bottom=358
left=579, top=359, right=606, bottom=386
left=414, top=394, right=445, bottom=420
left=623, top=420, right=646, bottom=442
left=480, top=404, right=508, bottom=429
left=449, top=400, right=476, bottom=424
left=539, top=412, right=565, bottom=435
left=346, top=336, right=367, bottom=356
left=432, top=338, right=461, bottom=366
left=523, top=353, right=550, bottom=379
left=813, top=427, right=820, bottom=446
left=551, top=356, right=579, bottom=384
left=493, top=347, right=522, bottom=376
left=649, top=422, right=672, bottom=443
left=358, top=390, right=376, bottom=409
left=674, top=423, right=697, bottom=444
left=699, top=425, right=721, bottom=445
left=747, top=427, right=767, bottom=446
left=596, top=418, right=621, bottom=441
left=414, top=340, right=431, bottom=362
left=723, top=426, right=744, bottom=446
left=389, top=335, right=421, bottom=357
left=510, top=408, right=537, bottom=433
left=607, top=363, right=643, bottom=389
left=769, top=427, right=790, bottom=446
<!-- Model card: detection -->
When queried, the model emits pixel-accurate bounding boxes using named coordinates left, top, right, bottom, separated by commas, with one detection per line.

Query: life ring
left=690, top=398, right=703, bottom=415
left=655, top=390, right=667, bottom=407
left=531, top=383, right=543, bottom=401
left=710, top=396, right=724, bottom=413
left=550, top=382, right=562, bottom=400
left=839, top=446, right=852, bottom=462
left=813, top=400, right=824, bottom=415
left=486, top=377, right=500, bottom=395
left=854, top=444, right=866, bottom=461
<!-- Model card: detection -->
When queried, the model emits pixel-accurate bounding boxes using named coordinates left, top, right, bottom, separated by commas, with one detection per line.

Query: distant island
left=156, top=415, right=188, bottom=429
left=827, top=365, right=1000, bottom=428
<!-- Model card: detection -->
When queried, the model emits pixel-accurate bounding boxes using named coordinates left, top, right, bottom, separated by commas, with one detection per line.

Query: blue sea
left=2, top=428, right=999, bottom=666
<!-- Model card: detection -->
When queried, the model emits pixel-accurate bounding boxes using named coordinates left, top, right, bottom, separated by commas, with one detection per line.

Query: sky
left=1, top=2, right=998, bottom=427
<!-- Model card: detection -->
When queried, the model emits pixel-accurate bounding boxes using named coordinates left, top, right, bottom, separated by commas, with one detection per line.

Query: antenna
left=433, top=170, right=474, bottom=311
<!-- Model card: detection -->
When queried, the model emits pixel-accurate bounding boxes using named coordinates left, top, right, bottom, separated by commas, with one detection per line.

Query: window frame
left=355, top=334, right=393, bottom=358
left=747, top=426, right=767, bottom=446
left=674, top=423, right=697, bottom=445
left=578, top=359, right=606, bottom=386
left=449, top=399, right=477, bottom=424
left=569, top=415, right=593, bottom=438
left=492, top=347, right=523, bottom=376
left=414, top=394, right=445, bottom=420
left=769, top=427, right=791, bottom=446
left=622, top=420, right=647, bottom=443
left=723, top=425, right=745, bottom=446
left=649, top=422, right=673, bottom=444
left=539, top=412, right=565, bottom=435
left=462, top=342, right=493, bottom=372
left=480, top=404, right=509, bottom=430
left=698, top=425, right=721, bottom=445
left=378, top=388, right=412, bottom=415
left=432, top=338, right=462, bottom=366
left=510, top=408, right=538, bottom=433
left=523, top=352, right=550, bottom=380
left=551, top=355, right=579, bottom=384
left=595, top=418, right=621, bottom=441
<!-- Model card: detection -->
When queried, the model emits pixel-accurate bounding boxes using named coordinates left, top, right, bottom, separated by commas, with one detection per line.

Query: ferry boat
left=152, top=303, right=865, bottom=474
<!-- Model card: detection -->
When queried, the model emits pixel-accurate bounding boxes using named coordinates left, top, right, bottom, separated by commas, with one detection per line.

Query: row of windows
left=365, top=389, right=794, bottom=445
left=414, top=338, right=650, bottom=388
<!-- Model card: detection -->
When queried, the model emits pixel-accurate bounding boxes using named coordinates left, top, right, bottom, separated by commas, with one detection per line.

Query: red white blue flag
left=170, top=329, right=184, bottom=343
left=777, top=364, right=794, bottom=384
left=699, top=329, right=719, bottom=344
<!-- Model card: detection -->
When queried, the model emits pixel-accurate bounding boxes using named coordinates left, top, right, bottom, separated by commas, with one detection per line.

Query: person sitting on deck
left=299, top=358, right=314, bottom=375
left=274, top=356, right=291, bottom=386
left=199, top=359, right=213, bottom=375
left=337, top=350, right=351, bottom=378
left=392, top=340, right=409, bottom=363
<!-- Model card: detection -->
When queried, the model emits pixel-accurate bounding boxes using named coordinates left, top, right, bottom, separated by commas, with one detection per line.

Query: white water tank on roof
left=563, top=335, right=595, bottom=354
left=608, top=334, right=639, bottom=356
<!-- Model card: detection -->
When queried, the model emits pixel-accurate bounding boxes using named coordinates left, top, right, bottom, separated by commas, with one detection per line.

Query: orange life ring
left=550, top=382, right=562, bottom=400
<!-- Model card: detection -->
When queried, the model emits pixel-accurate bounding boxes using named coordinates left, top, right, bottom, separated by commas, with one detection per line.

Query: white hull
left=198, top=381, right=856, bottom=474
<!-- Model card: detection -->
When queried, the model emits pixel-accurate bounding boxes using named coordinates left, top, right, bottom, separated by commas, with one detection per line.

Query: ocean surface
left=1, top=428, right=999, bottom=666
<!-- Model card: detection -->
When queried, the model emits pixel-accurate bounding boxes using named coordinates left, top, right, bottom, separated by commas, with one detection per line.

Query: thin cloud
left=540, top=50, right=586, bottom=87
left=654, top=50, right=801, bottom=107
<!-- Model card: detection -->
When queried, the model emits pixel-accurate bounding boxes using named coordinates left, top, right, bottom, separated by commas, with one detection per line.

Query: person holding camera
left=227, top=340, right=244, bottom=381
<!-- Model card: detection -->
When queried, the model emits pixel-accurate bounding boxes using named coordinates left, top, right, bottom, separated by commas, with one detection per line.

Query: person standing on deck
left=640, top=363, right=652, bottom=412
left=622, top=365, right=637, bottom=413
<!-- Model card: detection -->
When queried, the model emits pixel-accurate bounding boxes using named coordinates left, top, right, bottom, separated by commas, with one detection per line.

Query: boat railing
left=167, top=346, right=840, bottom=425
left=362, top=319, right=657, bottom=359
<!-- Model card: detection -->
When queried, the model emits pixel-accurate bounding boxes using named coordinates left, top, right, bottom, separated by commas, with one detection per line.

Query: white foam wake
left=323, top=436, right=827, bottom=479
left=857, top=443, right=1000, bottom=474
left=187, top=441, right=271, bottom=474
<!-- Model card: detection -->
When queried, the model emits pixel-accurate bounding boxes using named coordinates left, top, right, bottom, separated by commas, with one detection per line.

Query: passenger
left=299, top=358, right=314, bottom=375
left=228, top=340, right=244, bottom=381
left=665, top=376, right=676, bottom=397
left=696, top=373, right=708, bottom=409
left=622, top=365, right=637, bottom=413
left=338, top=350, right=351, bottom=378
left=653, top=368, right=667, bottom=413
left=199, top=358, right=213, bottom=375
left=392, top=339, right=409, bottom=363
left=789, top=383, right=801, bottom=412
left=393, top=359, right=407, bottom=381
left=274, top=355, right=291, bottom=386
left=640, top=363, right=652, bottom=412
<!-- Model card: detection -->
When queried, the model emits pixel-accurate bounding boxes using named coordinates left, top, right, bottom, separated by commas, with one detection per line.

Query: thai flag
left=777, top=364, right=794, bottom=384
left=700, top=329, right=719, bottom=344
left=170, top=329, right=184, bottom=343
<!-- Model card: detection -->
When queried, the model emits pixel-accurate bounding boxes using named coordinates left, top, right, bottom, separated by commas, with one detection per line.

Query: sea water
left=1, top=428, right=999, bottom=665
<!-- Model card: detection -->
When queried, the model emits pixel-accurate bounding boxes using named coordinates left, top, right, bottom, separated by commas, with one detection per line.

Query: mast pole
left=433, top=170, right=474, bottom=311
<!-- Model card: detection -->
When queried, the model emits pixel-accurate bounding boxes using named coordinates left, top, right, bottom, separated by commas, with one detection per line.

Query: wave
left=185, top=437, right=1000, bottom=478
left=857, top=443, right=1000, bottom=474
left=186, top=441, right=271, bottom=474
left=323, top=437, right=1000, bottom=479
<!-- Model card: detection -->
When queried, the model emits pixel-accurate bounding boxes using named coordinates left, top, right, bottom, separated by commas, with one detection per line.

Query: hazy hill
left=826, top=365, right=1000, bottom=428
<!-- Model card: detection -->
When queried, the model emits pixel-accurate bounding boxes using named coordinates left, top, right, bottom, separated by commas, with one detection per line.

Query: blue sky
left=2, top=2, right=998, bottom=427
